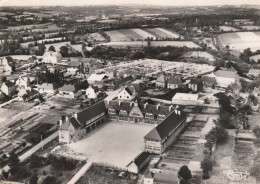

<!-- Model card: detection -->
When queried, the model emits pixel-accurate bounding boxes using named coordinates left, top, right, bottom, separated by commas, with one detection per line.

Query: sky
left=0, top=0, right=260, bottom=7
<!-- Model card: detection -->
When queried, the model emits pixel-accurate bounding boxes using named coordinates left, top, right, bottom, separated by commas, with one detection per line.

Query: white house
left=42, top=51, right=62, bottom=64
left=58, top=85, right=76, bottom=98
left=0, top=56, right=14, bottom=74
left=85, top=86, right=97, bottom=99
left=1, top=81, right=16, bottom=96
left=15, top=76, right=30, bottom=89
left=37, top=83, right=57, bottom=94
left=117, top=86, right=136, bottom=101
left=87, top=74, right=108, bottom=85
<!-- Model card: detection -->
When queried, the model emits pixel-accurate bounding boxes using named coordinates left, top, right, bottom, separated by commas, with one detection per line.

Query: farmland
left=218, top=31, right=260, bottom=52
left=105, top=28, right=181, bottom=41
left=98, top=41, right=200, bottom=48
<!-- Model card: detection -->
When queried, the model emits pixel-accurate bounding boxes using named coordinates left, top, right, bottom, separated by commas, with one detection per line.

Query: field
left=98, top=41, right=200, bottom=48
left=8, top=23, right=58, bottom=31
left=105, top=28, right=181, bottom=41
left=59, top=121, right=153, bottom=169
left=21, top=37, right=65, bottom=48
left=219, top=31, right=260, bottom=52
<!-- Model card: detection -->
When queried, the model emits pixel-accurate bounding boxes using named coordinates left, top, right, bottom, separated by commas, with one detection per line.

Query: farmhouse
left=106, top=100, right=175, bottom=124
left=59, top=101, right=107, bottom=143
left=144, top=110, right=187, bottom=154
left=42, top=51, right=62, bottom=64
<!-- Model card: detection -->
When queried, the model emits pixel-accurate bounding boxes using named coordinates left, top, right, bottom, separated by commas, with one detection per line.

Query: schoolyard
left=66, top=121, right=154, bottom=169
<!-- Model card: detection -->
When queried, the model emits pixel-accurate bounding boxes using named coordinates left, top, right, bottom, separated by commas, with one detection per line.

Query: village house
left=117, top=86, right=136, bottom=101
left=202, top=76, right=217, bottom=89
left=87, top=74, right=108, bottom=85
left=106, top=100, right=175, bottom=124
left=156, top=74, right=167, bottom=88
left=15, top=76, right=30, bottom=89
left=59, top=101, right=107, bottom=143
left=126, top=152, right=150, bottom=173
left=144, top=110, right=187, bottom=154
left=42, top=51, right=62, bottom=64
left=86, top=86, right=97, bottom=99
left=188, top=78, right=203, bottom=91
left=144, top=172, right=179, bottom=184
left=17, top=88, right=40, bottom=102
left=1, top=81, right=16, bottom=96
left=226, top=83, right=241, bottom=97
left=37, top=83, right=58, bottom=94
left=58, top=84, right=77, bottom=98
left=167, top=76, right=182, bottom=89
left=0, top=56, right=15, bottom=74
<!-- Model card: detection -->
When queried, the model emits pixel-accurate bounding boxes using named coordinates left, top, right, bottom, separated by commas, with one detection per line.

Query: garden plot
left=118, top=29, right=144, bottom=40
left=159, top=120, right=206, bottom=170
left=155, top=28, right=180, bottom=38
left=131, top=28, right=156, bottom=40
left=105, top=30, right=131, bottom=41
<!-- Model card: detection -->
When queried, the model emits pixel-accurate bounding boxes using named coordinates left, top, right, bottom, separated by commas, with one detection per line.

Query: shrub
left=201, top=156, right=213, bottom=172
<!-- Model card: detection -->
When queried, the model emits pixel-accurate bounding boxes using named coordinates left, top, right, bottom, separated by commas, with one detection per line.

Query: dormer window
left=158, top=114, right=166, bottom=120
left=145, top=113, right=154, bottom=119
left=119, top=110, right=128, bottom=116
left=108, top=109, right=116, bottom=115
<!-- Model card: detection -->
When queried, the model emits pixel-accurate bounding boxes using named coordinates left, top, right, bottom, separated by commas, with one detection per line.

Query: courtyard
left=60, top=121, right=154, bottom=169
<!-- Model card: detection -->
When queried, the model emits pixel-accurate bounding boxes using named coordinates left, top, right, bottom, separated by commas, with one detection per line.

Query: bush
left=42, top=176, right=60, bottom=184
left=10, top=166, right=31, bottom=181
left=48, top=155, right=78, bottom=171
left=29, top=154, right=46, bottom=168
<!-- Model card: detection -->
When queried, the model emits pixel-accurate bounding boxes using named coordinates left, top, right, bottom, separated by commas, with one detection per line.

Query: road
left=0, top=131, right=58, bottom=173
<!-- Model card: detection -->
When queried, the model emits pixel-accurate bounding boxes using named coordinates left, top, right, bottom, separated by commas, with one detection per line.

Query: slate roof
left=127, top=151, right=150, bottom=167
left=4, top=81, right=15, bottom=87
left=125, top=87, right=133, bottom=96
left=144, top=111, right=187, bottom=141
left=168, top=77, right=182, bottom=85
left=189, top=78, right=202, bottom=85
left=77, top=100, right=107, bottom=126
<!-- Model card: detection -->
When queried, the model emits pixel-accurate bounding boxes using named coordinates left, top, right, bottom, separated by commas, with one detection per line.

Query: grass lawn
left=67, top=121, right=154, bottom=169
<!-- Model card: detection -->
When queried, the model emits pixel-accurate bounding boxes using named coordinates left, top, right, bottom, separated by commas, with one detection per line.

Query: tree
left=48, top=45, right=55, bottom=52
left=178, top=165, right=192, bottom=184
left=1, top=76, right=7, bottom=82
left=30, top=172, right=38, bottom=184
left=201, top=156, right=213, bottom=172
left=202, top=170, right=210, bottom=183
left=8, top=150, right=20, bottom=173
left=38, top=44, right=46, bottom=55
left=42, top=176, right=59, bottom=184
left=204, top=140, right=214, bottom=155
left=59, top=46, right=68, bottom=57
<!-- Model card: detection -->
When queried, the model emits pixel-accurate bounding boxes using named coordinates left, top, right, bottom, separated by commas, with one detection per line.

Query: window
left=108, top=109, right=116, bottom=114
left=145, top=113, right=154, bottom=119
left=132, top=112, right=140, bottom=117
left=119, top=110, right=128, bottom=116
left=158, top=114, right=166, bottom=120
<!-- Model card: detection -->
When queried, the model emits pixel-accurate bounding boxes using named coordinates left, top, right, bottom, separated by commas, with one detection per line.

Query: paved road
left=0, top=131, right=58, bottom=173
left=67, top=160, right=93, bottom=184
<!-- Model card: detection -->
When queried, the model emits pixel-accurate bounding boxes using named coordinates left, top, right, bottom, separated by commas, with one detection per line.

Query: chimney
left=118, top=100, right=121, bottom=106
left=175, top=109, right=178, bottom=114
left=74, top=113, right=78, bottom=119
left=169, top=105, right=173, bottom=112
left=178, top=110, right=181, bottom=115
left=59, top=119, right=63, bottom=127
left=65, top=116, right=69, bottom=121
left=156, top=104, right=160, bottom=110
left=130, top=101, right=134, bottom=107
left=144, top=102, right=148, bottom=109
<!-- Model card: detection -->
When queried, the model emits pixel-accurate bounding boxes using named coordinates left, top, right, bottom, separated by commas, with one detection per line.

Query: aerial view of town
left=0, top=0, right=260, bottom=183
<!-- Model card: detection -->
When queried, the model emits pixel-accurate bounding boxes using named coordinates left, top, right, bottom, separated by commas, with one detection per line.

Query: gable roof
left=168, top=77, right=182, bottom=85
left=189, top=78, right=202, bottom=85
left=124, top=87, right=133, bottom=96
left=156, top=74, right=167, bottom=83
left=127, top=151, right=150, bottom=167
left=38, top=83, right=57, bottom=90
left=3, top=81, right=15, bottom=87
left=144, top=111, right=187, bottom=141
left=77, top=100, right=107, bottom=126
left=202, top=76, right=217, bottom=84
left=59, top=84, right=76, bottom=92
left=88, top=74, right=108, bottom=82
